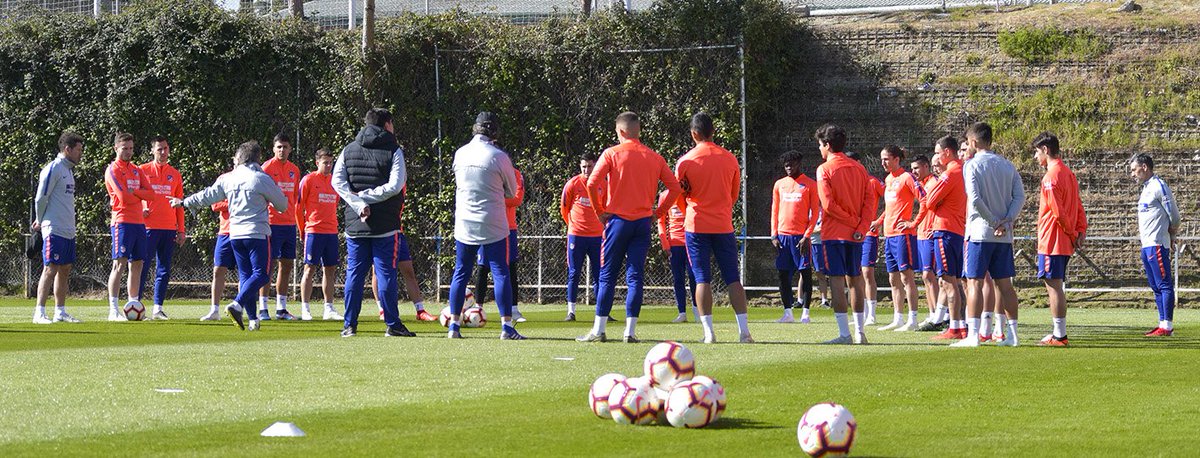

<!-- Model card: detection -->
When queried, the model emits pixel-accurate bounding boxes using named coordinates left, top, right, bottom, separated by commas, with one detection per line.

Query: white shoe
left=702, top=335, right=716, bottom=344
left=301, top=309, right=313, bottom=321
left=776, top=313, right=796, bottom=323
left=950, top=335, right=981, bottom=347
left=324, top=306, right=344, bottom=320
left=853, top=332, right=868, bottom=344
left=997, top=334, right=1019, bottom=347
left=33, top=314, right=52, bottom=324
left=151, top=310, right=169, bottom=321
left=514, top=310, right=527, bottom=323
left=864, top=316, right=876, bottom=326
left=739, top=333, right=755, bottom=343
left=200, top=309, right=221, bottom=321
left=108, top=309, right=128, bottom=322
left=672, top=313, right=688, bottom=323
left=800, top=316, right=811, bottom=324
left=248, top=320, right=260, bottom=331
left=53, top=311, right=81, bottom=323
left=894, top=321, right=918, bottom=332
left=877, top=320, right=901, bottom=331
left=823, top=335, right=852, bottom=345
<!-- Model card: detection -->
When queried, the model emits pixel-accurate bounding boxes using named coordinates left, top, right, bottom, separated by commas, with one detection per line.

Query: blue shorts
left=810, top=242, right=826, bottom=273
left=917, top=238, right=936, bottom=272
left=478, top=230, right=517, bottom=265
left=931, top=231, right=964, bottom=278
left=964, top=241, right=1015, bottom=280
left=1036, top=254, right=1070, bottom=280
left=394, top=233, right=412, bottom=264
left=42, top=234, right=76, bottom=266
left=213, top=234, right=236, bottom=268
left=111, top=223, right=148, bottom=261
left=884, top=234, right=918, bottom=273
left=861, top=235, right=879, bottom=268
left=305, top=233, right=340, bottom=267
left=775, top=234, right=811, bottom=271
left=685, top=232, right=741, bottom=285
left=821, top=240, right=862, bottom=277
left=269, top=225, right=297, bottom=260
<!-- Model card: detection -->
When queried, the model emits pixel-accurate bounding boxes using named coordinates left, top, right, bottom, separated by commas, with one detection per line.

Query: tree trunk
left=289, top=0, right=304, bottom=18
left=362, top=0, right=375, bottom=52
left=582, top=0, right=590, bottom=15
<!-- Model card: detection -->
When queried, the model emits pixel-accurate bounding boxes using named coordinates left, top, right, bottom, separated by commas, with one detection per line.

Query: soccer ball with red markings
left=463, top=306, right=487, bottom=328
left=123, top=300, right=145, bottom=321
left=665, top=380, right=717, bottom=428
left=589, top=373, right=626, bottom=418
left=438, top=306, right=453, bottom=327
left=643, top=341, right=696, bottom=390
left=607, top=376, right=659, bottom=425
left=797, top=403, right=857, bottom=457
left=691, top=375, right=726, bottom=420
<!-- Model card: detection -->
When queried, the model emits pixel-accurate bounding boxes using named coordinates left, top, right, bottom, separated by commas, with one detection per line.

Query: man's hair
left=315, top=148, right=333, bottom=160
left=234, top=140, right=262, bottom=166
left=615, top=111, right=640, bottom=137
left=966, top=122, right=993, bottom=146
left=582, top=151, right=599, bottom=162
left=814, top=124, right=847, bottom=152
left=779, top=150, right=803, bottom=164
left=935, top=135, right=959, bottom=152
left=365, top=108, right=392, bottom=128
left=911, top=154, right=931, bottom=167
left=690, top=112, right=715, bottom=139
left=272, top=132, right=292, bottom=146
left=1031, top=131, right=1060, bottom=157
left=150, top=135, right=169, bottom=146
left=1132, top=153, right=1154, bottom=170
left=845, top=151, right=863, bottom=162
left=113, top=132, right=134, bottom=145
left=58, top=131, right=84, bottom=151
left=882, top=144, right=906, bottom=161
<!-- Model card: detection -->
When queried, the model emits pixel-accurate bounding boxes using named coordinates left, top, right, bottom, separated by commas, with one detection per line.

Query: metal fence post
left=347, top=0, right=355, bottom=30
left=537, top=237, right=544, bottom=304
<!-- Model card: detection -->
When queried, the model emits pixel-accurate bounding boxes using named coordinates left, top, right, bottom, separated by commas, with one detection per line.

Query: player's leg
left=447, top=240, right=481, bottom=338
left=321, top=266, right=339, bottom=319
left=272, top=226, right=297, bottom=320
left=713, top=232, right=751, bottom=342
left=484, top=238, right=521, bottom=340
left=1145, top=246, right=1175, bottom=336
left=565, top=234, right=583, bottom=320
left=671, top=245, right=692, bottom=323
left=687, top=232, right=718, bottom=343
left=151, top=230, right=175, bottom=319
left=300, top=262, right=316, bottom=320
left=980, top=274, right=996, bottom=340
left=259, top=232, right=280, bottom=320
left=507, top=231, right=524, bottom=322
left=243, top=238, right=272, bottom=331
left=951, top=242, right=988, bottom=347
left=394, top=234, right=430, bottom=321
left=473, top=251, right=490, bottom=306
left=341, top=237, right=372, bottom=336
left=932, top=235, right=966, bottom=340
left=34, top=263, right=56, bottom=323
left=580, top=218, right=630, bottom=341
left=586, top=237, right=602, bottom=307
left=52, top=263, right=74, bottom=321
left=797, top=267, right=814, bottom=323
left=861, top=236, right=878, bottom=324
left=373, top=236, right=412, bottom=336
left=205, top=235, right=233, bottom=320
left=774, top=235, right=797, bottom=323
left=897, top=236, right=921, bottom=331
left=619, top=218, right=651, bottom=342
left=880, top=236, right=905, bottom=330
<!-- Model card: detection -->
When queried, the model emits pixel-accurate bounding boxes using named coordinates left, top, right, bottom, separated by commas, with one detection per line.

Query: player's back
left=592, top=139, right=674, bottom=220
left=816, top=153, right=870, bottom=241
left=677, top=141, right=739, bottom=233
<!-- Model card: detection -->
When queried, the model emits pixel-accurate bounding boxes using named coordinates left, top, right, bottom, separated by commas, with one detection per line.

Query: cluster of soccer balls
left=436, top=292, right=488, bottom=328
left=588, top=341, right=726, bottom=428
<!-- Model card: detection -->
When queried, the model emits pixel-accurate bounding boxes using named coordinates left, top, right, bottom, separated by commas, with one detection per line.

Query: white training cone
left=260, top=422, right=306, bottom=437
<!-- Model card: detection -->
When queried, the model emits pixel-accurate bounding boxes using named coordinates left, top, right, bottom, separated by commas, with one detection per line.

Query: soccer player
left=332, top=108, right=416, bottom=338
left=953, top=122, right=1024, bottom=348
left=474, top=166, right=525, bottom=321
left=1031, top=132, right=1088, bottom=346
left=810, top=214, right=831, bottom=309
left=105, top=132, right=157, bottom=321
left=771, top=150, right=819, bottom=324
left=910, top=154, right=946, bottom=331
left=577, top=111, right=682, bottom=343
left=814, top=124, right=875, bottom=345
left=921, top=136, right=969, bottom=341
left=137, top=136, right=185, bottom=320
left=203, top=199, right=233, bottom=321
left=172, top=141, right=287, bottom=331
left=562, top=153, right=604, bottom=322
left=296, top=148, right=344, bottom=321
left=445, top=111, right=522, bottom=340
left=861, top=168, right=885, bottom=325
left=1131, top=153, right=1181, bottom=337
left=31, top=132, right=84, bottom=324
left=658, top=190, right=695, bottom=323
left=258, top=133, right=302, bottom=320
left=872, top=145, right=923, bottom=332
left=676, top=113, right=751, bottom=343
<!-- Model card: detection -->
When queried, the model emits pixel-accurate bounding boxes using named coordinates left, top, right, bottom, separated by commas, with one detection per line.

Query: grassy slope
left=1, top=300, right=1198, bottom=457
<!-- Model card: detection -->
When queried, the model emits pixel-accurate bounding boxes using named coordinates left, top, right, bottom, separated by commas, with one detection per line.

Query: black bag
left=26, top=230, right=42, bottom=260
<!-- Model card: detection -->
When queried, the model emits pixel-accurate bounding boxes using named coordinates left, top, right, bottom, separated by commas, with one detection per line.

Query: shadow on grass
left=1066, top=324, right=1200, bottom=349
left=0, top=328, right=103, bottom=334
left=705, top=416, right=785, bottom=430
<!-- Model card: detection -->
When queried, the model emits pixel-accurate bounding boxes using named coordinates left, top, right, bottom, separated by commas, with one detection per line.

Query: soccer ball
left=438, top=306, right=453, bottom=327
left=643, top=341, right=696, bottom=390
left=797, top=403, right=857, bottom=458
left=691, top=375, right=726, bottom=420
left=123, top=300, right=145, bottom=321
left=463, top=306, right=487, bottom=328
left=665, top=380, right=717, bottom=428
left=607, top=376, right=659, bottom=425
left=589, top=373, right=626, bottom=418
left=464, top=290, right=476, bottom=308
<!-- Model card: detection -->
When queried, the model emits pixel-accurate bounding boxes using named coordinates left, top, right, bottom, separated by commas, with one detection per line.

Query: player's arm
left=358, top=148, right=408, bottom=203
left=770, top=184, right=780, bottom=239
left=804, top=186, right=819, bottom=239
left=181, top=178, right=228, bottom=210
left=173, top=171, right=187, bottom=244
left=560, top=180, right=573, bottom=227
left=656, top=159, right=682, bottom=220
left=34, top=164, right=57, bottom=226
left=211, top=201, right=228, bottom=213
left=585, top=152, right=610, bottom=217
left=498, top=154, right=519, bottom=199
left=506, top=169, right=525, bottom=208
left=1001, top=167, right=1026, bottom=228
left=965, top=167, right=999, bottom=225
left=656, top=211, right=671, bottom=252
left=105, top=164, right=145, bottom=205
left=1073, top=181, right=1088, bottom=248
left=261, top=176, right=289, bottom=214
left=857, top=176, right=878, bottom=237
left=129, top=170, right=157, bottom=202
left=295, top=175, right=309, bottom=236
left=332, top=150, right=368, bottom=217
left=816, top=167, right=854, bottom=223
left=1045, top=176, right=1074, bottom=240
left=729, top=164, right=741, bottom=210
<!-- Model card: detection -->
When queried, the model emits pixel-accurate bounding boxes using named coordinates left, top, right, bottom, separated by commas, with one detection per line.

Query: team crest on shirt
left=1042, top=180, right=1053, bottom=190
left=289, top=171, right=295, bottom=178
left=167, top=175, right=173, bottom=182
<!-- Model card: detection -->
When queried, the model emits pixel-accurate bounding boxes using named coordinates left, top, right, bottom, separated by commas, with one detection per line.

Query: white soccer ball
left=123, top=300, right=145, bottom=321
left=665, top=380, right=718, bottom=428
left=643, top=341, right=696, bottom=390
left=589, top=373, right=626, bottom=418
left=463, top=306, right=487, bottom=328
left=797, top=403, right=857, bottom=458
left=607, top=376, right=659, bottom=425
left=691, top=375, right=726, bottom=420
left=438, top=306, right=453, bottom=327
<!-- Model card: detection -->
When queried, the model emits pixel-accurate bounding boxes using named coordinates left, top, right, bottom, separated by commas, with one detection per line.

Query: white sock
left=624, top=317, right=638, bottom=337
left=981, top=312, right=993, bottom=334
left=950, top=319, right=964, bottom=330
left=701, top=315, right=715, bottom=339
left=501, top=316, right=513, bottom=327
left=109, top=297, right=119, bottom=311
left=1007, top=319, right=1019, bottom=341
left=301, top=302, right=310, bottom=312
left=835, top=313, right=850, bottom=337
left=567, top=302, right=576, bottom=314
left=153, top=304, right=163, bottom=313
left=276, top=295, right=287, bottom=311
left=324, top=302, right=335, bottom=310
left=512, top=305, right=521, bottom=315
left=907, top=310, right=918, bottom=324
left=230, top=302, right=244, bottom=313
left=966, top=318, right=980, bottom=338
left=451, top=316, right=463, bottom=327
left=210, top=303, right=220, bottom=313
left=994, top=315, right=1006, bottom=335
left=35, top=305, right=46, bottom=317
left=800, top=308, right=810, bottom=319
left=592, top=315, right=607, bottom=335
left=934, top=306, right=948, bottom=322
left=131, top=295, right=140, bottom=302
left=259, top=296, right=269, bottom=311
left=1163, top=320, right=1174, bottom=331
left=1052, top=317, right=1066, bottom=338
left=892, top=311, right=902, bottom=324
left=413, top=301, right=425, bottom=312
left=853, top=312, right=865, bottom=333
left=735, top=313, right=749, bottom=336
left=781, top=308, right=793, bottom=318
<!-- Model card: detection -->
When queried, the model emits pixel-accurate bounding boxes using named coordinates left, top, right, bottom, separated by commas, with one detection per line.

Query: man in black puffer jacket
left=332, top=108, right=415, bottom=338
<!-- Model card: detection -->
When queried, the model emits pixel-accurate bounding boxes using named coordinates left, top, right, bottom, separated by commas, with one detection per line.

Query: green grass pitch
left=1, top=298, right=1198, bottom=456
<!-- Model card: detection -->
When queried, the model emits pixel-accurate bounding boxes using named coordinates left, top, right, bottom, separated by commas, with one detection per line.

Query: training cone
left=260, top=422, right=306, bottom=437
